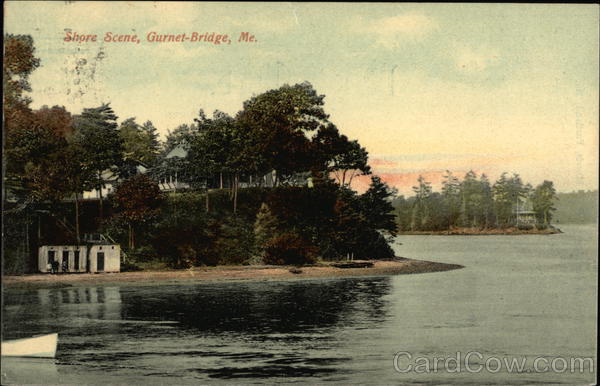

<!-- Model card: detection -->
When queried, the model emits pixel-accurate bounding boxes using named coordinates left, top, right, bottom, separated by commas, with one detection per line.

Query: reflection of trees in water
left=2, top=287, right=122, bottom=338
left=120, top=278, right=392, bottom=334
left=4, top=278, right=391, bottom=338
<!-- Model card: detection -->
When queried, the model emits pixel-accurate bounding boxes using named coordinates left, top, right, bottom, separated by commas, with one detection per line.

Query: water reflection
left=2, top=287, right=122, bottom=339
left=120, top=278, right=392, bottom=334
left=2, top=225, right=596, bottom=384
left=3, top=277, right=392, bottom=383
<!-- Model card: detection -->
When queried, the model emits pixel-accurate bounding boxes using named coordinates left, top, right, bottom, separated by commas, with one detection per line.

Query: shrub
left=121, top=260, right=143, bottom=272
left=355, top=230, right=395, bottom=260
left=126, top=245, right=158, bottom=262
left=254, top=203, right=280, bottom=253
left=210, top=215, right=256, bottom=265
left=263, top=232, right=317, bottom=266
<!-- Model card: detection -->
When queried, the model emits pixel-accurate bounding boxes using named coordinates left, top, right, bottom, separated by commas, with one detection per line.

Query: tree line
left=554, top=190, right=598, bottom=224
left=3, top=34, right=396, bottom=272
left=393, top=171, right=558, bottom=232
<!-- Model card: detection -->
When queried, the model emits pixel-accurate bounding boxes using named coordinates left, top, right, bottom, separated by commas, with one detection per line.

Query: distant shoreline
left=2, top=258, right=463, bottom=290
left=399, top=227, right=562, bottom=236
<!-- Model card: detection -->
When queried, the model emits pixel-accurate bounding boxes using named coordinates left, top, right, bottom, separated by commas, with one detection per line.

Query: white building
left=38, top=244, right=120, bottom=273
left=82, top=165, right=148, bottom=200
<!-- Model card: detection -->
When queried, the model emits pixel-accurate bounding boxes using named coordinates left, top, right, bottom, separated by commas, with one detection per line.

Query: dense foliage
left=394, top=171, right=559, bottom=231
left=554, top=190, right=598, bottom=224
left=4, top=31, right=404, bottom=271
left=5, top=34, right=562, bottom=274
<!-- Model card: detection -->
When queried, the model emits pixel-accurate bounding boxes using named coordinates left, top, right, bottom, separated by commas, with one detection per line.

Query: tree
left=141, top=120, right=161, bottom=162
left=112, top=174, right=164, bottom=250
left=5, top=122, right=67, bottom=199
left=72, top=103, right=123, bottom=219
left=3, top=34, right=40, bottom=134
left=163, top=123, right=196, bottom=154
left=312, top=123, right=371, bottom=186
left=479, top=174, right=494, bottom=228
left=441, top=170, right=461, bottom=229
left=411, top=175, right=432, bottom=231
left=236, top=82, right=329, bottom=183
left=119, top=118, right=161, bottom=176
left=189, top=110, right=237, bottom=211
left=360, top=176, right=397, bottom=237
left=3, top=34, right=41, bottom=200
left=331, top=188, right=364, bottom=258
left=5, top=105, right=76, bottom=204
left=392, top=195, right=413, bottom=232
left=493, top=173, right=527, bottom=227
left=459, top=170, right=485, bottom=228
left=33, top=105, right=74, bottom=138
left=532, top=180, right=557, bottom=228
left=14, top=140, right=94, bottom=245
left=253, top=203, right=281, bottom=255
left=60, top=143, right=96, bottom=243
left=188, top=109, right=257, bottom=213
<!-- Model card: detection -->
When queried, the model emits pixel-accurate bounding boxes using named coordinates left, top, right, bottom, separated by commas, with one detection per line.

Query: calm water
left=2, top=225, right=597, bottom=384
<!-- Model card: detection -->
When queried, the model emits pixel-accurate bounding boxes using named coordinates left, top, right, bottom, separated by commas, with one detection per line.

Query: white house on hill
left=82, top=164, right=148, bottom=200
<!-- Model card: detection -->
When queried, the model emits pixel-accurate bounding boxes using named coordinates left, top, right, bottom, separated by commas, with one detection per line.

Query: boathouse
left=514, top=198, right=537, bottom=226
left=38, top=243, right=121, bottom=273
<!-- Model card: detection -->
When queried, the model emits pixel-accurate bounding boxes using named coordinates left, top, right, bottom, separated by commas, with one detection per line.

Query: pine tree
left=411, top=175, right=432, bottom=231
left=254, top=203, right=280, bottom=253
left=360, top=176, right=397, bottom=237
left=532, top=180, right=557, bottom=228
left=441, top=170, right=461, bottom=229
left=73, top=103, right=123, bottom=219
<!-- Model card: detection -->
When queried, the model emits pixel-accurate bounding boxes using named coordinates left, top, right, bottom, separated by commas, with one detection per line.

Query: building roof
left=165, top=144, right=188, bottom=159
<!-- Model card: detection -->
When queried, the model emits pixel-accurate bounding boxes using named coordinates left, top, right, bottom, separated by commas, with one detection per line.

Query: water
left=2, top=225, right=597, bottom=384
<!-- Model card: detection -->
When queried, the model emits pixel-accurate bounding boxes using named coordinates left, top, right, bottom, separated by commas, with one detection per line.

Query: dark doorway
left=74, top=251, right=80, bottom=271
left=62, top=251, right=69, bottom=272
left=97, top=252, right=105, bottom=272
left=48, top=251, right=55, bottom=265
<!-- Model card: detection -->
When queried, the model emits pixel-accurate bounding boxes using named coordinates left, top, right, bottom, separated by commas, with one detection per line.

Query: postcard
left=2, top=2, right=597, bottom=384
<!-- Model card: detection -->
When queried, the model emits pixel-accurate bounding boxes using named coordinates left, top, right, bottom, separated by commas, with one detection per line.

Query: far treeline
left=3, top=34, right=397, bottom=273
left=393, top=171, right=559, bottom=232
left=554, top=190, right=598, bottom=224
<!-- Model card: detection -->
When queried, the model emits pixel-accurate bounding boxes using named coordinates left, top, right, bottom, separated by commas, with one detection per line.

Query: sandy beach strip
left=2, top=258, right=463, bottom=289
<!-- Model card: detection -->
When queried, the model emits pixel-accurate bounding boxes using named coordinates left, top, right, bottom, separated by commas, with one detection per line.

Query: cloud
left=360, top=12, right=438, bottom=48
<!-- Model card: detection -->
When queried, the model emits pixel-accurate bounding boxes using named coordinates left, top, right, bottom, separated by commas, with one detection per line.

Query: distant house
left=157, top=144, right=309, bottom=190
left=165, top=144, right=188, bottom=159
left=82, top=164, right=147, bottom=200
left=79, top=144, right=311, bottom=198
left=158, top=144, right=191, bottom=192
left=514, top=198, right=536, bottom=226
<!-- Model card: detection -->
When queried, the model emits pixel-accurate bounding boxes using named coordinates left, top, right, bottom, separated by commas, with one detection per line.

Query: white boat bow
left=1, top=333, right=58, bottom=358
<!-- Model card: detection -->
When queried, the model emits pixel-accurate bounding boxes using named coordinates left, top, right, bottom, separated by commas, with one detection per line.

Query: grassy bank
left=2, top=258, right=463, bottom=290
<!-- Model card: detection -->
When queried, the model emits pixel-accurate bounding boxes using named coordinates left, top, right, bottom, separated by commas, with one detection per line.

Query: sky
left=4, top=2, right=599, bottom=194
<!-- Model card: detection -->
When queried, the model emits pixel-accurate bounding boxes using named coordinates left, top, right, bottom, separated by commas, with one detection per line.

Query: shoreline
left=2, top=258, right=463, bottom=290
left=399, top=227, right=562, bottom=236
